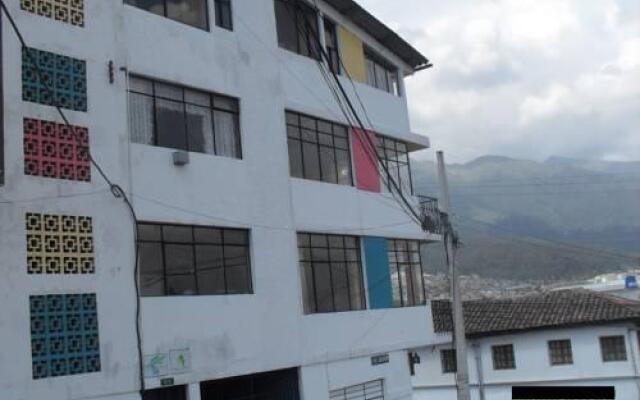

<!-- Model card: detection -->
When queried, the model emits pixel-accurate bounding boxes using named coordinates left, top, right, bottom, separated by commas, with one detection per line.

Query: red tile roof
left=432, top=289, right=640, bottom=337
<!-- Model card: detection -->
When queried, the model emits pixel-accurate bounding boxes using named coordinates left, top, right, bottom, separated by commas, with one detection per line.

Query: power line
left=0, top=188, right=111, bottom=205
left=455, top=215, right=639, bottom=262
left=132, top=193, right=419, bottom=234
left=447, top=188, right=640, bottom=198
left=418, top=171, right=640, bottom=186
left=283, top=0, right=424, bottom=227
left=0, top=2, right=145, bottom=394
left=420, top=179, right=640, bottom=189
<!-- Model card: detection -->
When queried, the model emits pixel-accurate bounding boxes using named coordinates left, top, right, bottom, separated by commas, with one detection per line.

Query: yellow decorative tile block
left=21, top=0, right=84, bottom=27
left=26, top=212, right=95, bottom=274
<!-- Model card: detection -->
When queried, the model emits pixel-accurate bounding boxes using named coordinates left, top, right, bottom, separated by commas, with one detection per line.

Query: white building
left=412, top=290, right=640, bottom=400
left=0, top=1, right=439, bottom=399
left=554, top=271, right=640, bottom=301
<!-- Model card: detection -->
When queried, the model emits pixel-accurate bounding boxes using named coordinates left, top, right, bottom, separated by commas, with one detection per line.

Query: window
left=137, top=222, right=252, bottom=296
left=377, top=136, right=413, bottom=194
left=201, top=368, right=300, bottom=400
left=330, top=379, right=384, bottom=400
left=365, top=49, right=399, bottom=96
left=600, top=336, right=627, bottom=362
left=298, top=233, right=365, bottom=314
left=286, top=111, right=352, bottom=185
left=274, top=0, right=320, bottom=59
left=388, top=239, right=425, bottom=307
left=492, top=344, right=515, bottom=370
left=440, top=349, right=457, bottom=374
left=128, top=76, right=242, bottom=159
left=142, top=386, right=187, bottom=400
left=214, top=0, right=233, bottom=30
left=548, top=339, right=573, bottom=366
left=124, top=0, right=209, bottom=30
left=324, top=18, right=340, bottom=74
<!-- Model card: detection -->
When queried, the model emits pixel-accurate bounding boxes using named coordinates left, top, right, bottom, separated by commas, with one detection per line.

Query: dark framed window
left=324, top=18, right=340, bottom=74
left=548, top=339, right=573, bottom=366
left=600, top=336, right=627, bottom=362
left=137, top=222, right=252, bottom=297
left=274, top=0, right=320, bottom=59
left=388, top=239, right=425, bottom=307
left=142, top=385, right=187, bottom=400
left=492, top=344, right=515, bottom=370
left=365, top=49, right=399, bottom=96
left=440, top=349, right=457, bottom=374
left=124, top=0, right=209, bottom=30
left=330, top=379, right=384, bottom=400
left=201, top=368, right=300, bottom=400
left=128, top=75, right=242, bottom=159
left=298, top=233, right=365, bottom=314
left=377, top=136, right=413, bottom=194
left=214, top=0, right=233, bottom=30
left=286, top=111, right=352, bottom=186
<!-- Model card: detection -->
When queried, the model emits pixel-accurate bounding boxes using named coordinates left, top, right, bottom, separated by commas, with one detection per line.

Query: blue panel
left=363, top=237, right=392, bottom=309
left=30, top=293, right=100, bottom=379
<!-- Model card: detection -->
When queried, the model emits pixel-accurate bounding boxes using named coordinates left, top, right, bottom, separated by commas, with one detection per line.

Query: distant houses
left=413, top=289, right=640, bottom=400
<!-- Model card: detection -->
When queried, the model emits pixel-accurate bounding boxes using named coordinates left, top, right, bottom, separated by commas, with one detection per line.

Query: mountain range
left=412, top=156, right=640, bottom=282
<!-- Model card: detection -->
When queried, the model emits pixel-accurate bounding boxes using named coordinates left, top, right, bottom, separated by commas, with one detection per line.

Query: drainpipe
left=627, top=328, right=640, bottom=396
left=472, top=341, right=486, bottom=400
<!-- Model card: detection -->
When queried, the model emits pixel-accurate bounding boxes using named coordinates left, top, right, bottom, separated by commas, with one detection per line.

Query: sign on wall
left=144, top=348, right=191, bottom=378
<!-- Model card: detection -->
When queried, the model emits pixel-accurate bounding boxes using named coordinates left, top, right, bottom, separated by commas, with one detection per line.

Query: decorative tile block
left=21, top=0, right=85, bottom=27
left=24, top=118, right=91, bottom=182
left=22, top=47, right=87, bottom=112
left=26, top=212, right=95, bottom=274
left=30, top=294, right=100, bottom=379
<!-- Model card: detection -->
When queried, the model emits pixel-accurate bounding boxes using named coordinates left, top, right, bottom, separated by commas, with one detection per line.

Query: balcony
left=418, top=195, right=444, bottom=235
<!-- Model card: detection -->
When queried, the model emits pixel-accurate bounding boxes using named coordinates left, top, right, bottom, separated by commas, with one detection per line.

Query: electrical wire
left=0, top=188, right=111, bottom=205
left=132, top=193, right=418, bottom=234
left=0, top=2, right=145, bottom=393
left=455, top=215, right=639, bottom=262
left=283, top=0, right=424, bottom=227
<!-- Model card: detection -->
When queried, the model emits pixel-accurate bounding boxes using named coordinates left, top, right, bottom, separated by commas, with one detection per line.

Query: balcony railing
left=418, top=195, right=444, bottom=235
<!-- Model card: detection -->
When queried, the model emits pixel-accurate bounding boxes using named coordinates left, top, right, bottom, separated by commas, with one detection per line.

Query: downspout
left=472, top=341, right=485, bottom=400
left=626, top=327, right=640, bottom=397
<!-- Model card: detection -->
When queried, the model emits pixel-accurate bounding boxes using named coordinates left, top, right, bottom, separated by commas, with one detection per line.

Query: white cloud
left=359, top=0, right=640, bottom=163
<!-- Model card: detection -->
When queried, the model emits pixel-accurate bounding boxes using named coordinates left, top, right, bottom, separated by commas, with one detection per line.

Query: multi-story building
left=0, top=1, right=439, bottom=399
left=413, top=290, right=640, bottom=400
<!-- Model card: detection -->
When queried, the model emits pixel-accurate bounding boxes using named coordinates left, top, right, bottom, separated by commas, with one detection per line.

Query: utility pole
left=437, top=151, right=471, bottom=400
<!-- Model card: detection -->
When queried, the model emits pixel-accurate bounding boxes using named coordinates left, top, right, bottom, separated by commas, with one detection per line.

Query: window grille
left=330, top=379, right=384, bottom=400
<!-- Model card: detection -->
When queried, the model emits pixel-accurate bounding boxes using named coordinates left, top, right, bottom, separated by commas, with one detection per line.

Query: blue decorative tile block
left=22, top=47, right=87, bottom=112
left=30, top=293, right=100, bottom=379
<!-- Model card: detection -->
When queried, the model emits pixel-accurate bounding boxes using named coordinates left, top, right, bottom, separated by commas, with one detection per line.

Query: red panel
left=351, top=128, right=380, bottom=192
left=24, top=118, right=91, bottom=182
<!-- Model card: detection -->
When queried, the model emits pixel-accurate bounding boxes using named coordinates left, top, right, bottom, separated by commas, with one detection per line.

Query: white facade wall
left=413, top=324, right=640, bottom=400
left=0, top=1, right=434, bottom=399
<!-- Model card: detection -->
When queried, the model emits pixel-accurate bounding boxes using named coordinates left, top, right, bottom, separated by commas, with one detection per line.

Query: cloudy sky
left=360, top=0, right=640, bottom=163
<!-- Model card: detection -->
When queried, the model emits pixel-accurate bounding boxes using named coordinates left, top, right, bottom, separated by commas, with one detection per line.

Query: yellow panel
left=338, top=26, right=367, bottom=83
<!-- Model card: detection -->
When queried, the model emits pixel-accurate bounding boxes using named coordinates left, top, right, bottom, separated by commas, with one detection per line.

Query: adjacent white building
left=0, top=1, right=439, bottom=399
left=412, top=290, right=640, bottom=400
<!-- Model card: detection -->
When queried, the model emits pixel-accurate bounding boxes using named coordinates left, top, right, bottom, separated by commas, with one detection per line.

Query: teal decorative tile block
left=30, top=293, right=100, bottom=379
left=22, top=47, right=87, bottom=112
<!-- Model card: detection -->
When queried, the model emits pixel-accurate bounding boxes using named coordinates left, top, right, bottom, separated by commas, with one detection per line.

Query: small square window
left=600, top=336, right=627, bottom=362
left=548, top=339, right=573, bottom=366
left=440, top=349, right=457, bottom=373
left=492, top=344, right=515, bottom=370
left=215, top=0, right=233, bottom=30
